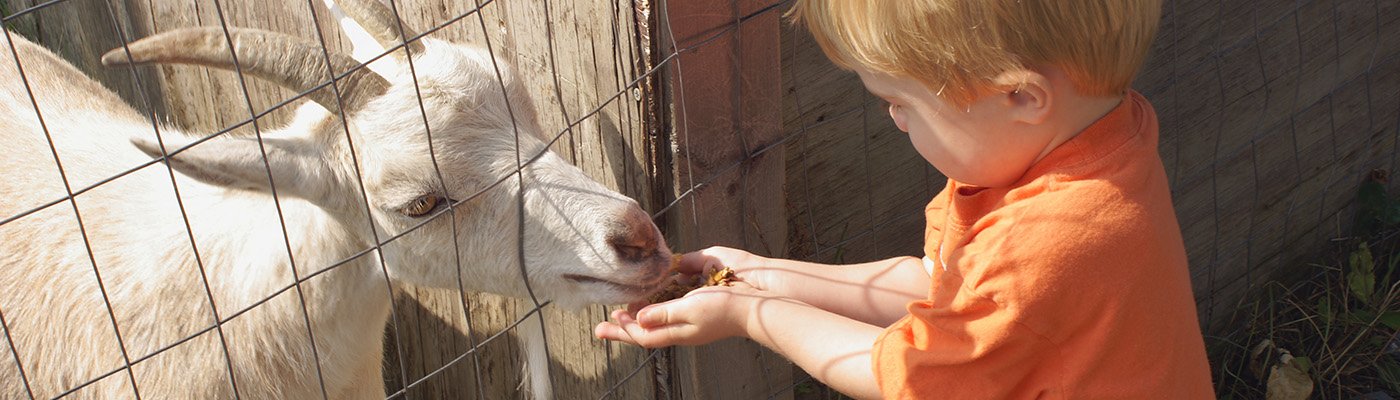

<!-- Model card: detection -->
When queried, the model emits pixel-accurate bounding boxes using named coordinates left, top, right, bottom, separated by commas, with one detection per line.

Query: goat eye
left=402, top=194, right=443, bottom=217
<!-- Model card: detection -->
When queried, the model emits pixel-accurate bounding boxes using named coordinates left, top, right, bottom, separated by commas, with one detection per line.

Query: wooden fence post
left=661, top=0, right=792, bottom=398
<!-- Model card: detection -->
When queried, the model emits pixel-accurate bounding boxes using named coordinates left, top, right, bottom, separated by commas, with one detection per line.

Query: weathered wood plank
left=381, top=1, right=658, bottom=398
left=13, top=0, right=657, bottom=398
left=780, top=21, right=935, bottom=267
left=780, top=0, right=1400, bottom=337
left=662, top=0, right=792, bottom=399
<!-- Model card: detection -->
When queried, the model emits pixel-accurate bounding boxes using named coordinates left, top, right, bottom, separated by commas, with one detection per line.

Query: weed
left=1212, top=170, right=1400, bottom=399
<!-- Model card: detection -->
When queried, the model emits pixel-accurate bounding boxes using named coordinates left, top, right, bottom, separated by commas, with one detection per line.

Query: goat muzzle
left=607, top=206, right=662, bottom=264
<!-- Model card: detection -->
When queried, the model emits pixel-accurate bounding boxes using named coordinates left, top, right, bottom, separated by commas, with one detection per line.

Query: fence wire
left=779, top=0, right=1398, bottom=395
left=1, top=0, right=1395, bottom=398
left=0, top=0, right=569, bottom=397
left=0, top=0, right=794, bottom=398
left=1138, top=0, right=1399, bottom=331
left=0, top=22, right=143, bottom=400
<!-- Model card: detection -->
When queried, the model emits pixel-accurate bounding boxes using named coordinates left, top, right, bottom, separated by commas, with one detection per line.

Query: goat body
left=0, top=29, right=400, bottom=399
left=0, top=1, right=670, bottom=398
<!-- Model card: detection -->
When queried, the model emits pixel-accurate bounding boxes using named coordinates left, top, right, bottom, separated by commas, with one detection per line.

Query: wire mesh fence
left=0, top=0, right=1396, bottom=398
left=0, top=0, right=666, bottom=397
left=780, top=0, right=1399, bottom=394
left=0, top=0, right=799, bottom=398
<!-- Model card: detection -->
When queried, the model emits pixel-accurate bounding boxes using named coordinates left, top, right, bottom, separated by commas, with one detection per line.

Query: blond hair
left=791, top=0, right=1162, bottom=106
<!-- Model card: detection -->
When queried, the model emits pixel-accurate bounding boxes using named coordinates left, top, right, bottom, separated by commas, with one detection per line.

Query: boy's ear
left=991, top=69, right=1051, bottom=125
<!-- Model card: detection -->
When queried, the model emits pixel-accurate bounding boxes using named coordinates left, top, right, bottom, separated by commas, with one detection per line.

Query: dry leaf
left=703, top=267, right=738, bottom=287
left=1265, top=352, right=1314, bottom=400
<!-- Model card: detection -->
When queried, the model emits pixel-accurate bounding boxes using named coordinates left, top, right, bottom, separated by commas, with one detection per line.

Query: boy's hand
left=594, top=281, right=770, bottom=348
left=678, top=246, right=776, bottom=291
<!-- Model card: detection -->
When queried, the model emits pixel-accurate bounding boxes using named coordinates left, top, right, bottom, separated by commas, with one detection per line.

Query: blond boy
left=596, top=1, right=1214, bottom=398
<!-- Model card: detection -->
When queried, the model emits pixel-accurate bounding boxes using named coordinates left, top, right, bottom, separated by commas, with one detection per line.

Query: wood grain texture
left=780, top=19, right=937, bottom=269
left=661, top=0, right=793, bottom=399
left=1146, top=0, right=1400, bottom=330
left=13, top=0, right=1394, bottom=397
left=9, top=0, right=657, bottom=398
left=376, top=1, right=660, bottom=398
left=780, top=0, right=1400, bottom=336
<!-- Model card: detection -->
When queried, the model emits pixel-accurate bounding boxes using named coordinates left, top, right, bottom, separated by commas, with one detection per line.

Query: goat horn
left=101, top=27, right=389, bottom=115
left=336, top=0, right=424, bottom=57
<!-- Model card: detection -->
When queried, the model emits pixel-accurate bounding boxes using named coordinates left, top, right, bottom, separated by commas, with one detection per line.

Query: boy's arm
left=681, top=247, right=929, bottom=327
left=742, top=294, right=885, bottom=400
left=595, top=284, right=885, bottom=400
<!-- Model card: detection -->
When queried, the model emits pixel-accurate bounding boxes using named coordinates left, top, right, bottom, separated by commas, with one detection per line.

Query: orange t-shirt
left=872, top=91, right=1214, bottom=399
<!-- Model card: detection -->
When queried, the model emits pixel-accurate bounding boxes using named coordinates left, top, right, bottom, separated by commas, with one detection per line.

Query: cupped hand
left=594, top=281, right=767, bottom=348
left=676, top=246, right=775, bottom=291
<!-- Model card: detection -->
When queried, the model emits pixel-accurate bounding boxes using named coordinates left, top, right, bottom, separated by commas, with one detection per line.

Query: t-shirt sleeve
left=874, top=201, right=1088, bottom=399
left=873, top=186, right=1160, bottom=399
left=923, top=187, right=951, bottom=238
left=921, top=187, right=952, bottom=275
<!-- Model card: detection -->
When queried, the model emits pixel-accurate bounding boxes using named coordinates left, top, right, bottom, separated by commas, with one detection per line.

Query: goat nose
left=608, top=206, right=660, bottom=263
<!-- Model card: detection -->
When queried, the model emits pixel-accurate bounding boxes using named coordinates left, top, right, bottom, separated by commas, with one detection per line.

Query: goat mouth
left=562, top=274, right=663, bottom=293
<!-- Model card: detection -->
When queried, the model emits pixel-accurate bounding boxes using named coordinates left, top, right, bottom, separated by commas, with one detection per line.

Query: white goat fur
left=0, top=4, right=669, bottom=398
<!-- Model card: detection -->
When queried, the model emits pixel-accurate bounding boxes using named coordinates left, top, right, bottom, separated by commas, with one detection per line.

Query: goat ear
left=132, top=136, right=338, bottom=201
left=325, top=0, right=384, bottom=62
left=323, top=0, right=399, bottom=76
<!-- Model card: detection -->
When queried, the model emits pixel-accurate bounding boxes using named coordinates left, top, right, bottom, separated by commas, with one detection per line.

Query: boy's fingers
left=676, top=251, right=709, bottom=273
left=637, top=292, right=715, bottom=328
left=594, top=322, right=631, bottom=343
left=596, top=306, right=699, bottom=348
left=638, top=285, right=747, bottom=328
left=678, top=248, right=730, bottom=274
left=625, top=322, right=695, bottom=348
left=595, top=322, right=658, bottom=347
left=636, top=303, right=673, bottom=328
left=597, top=311, right=651, bottom=345
left=612, top=308, right=633, bottom=321
left=615, top=316, right=678, bottom=348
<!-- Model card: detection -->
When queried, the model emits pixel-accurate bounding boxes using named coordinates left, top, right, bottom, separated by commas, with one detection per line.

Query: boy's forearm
left=742, top=296, right=884, bottom=400
left=754, top=256, right=929, bottom=326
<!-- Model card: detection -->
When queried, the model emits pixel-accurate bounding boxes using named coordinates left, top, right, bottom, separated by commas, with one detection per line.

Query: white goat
left=0, top=0, right=670, bottom=398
